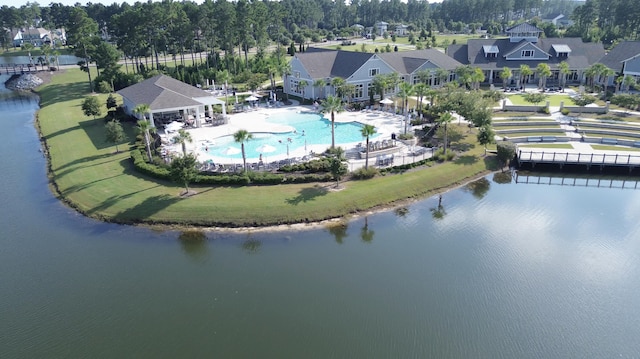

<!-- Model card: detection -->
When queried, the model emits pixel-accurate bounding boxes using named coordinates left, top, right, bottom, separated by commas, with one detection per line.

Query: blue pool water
left=205, top=112, right=379, bottom=160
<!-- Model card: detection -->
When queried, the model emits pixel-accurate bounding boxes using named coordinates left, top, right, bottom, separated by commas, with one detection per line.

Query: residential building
left=598, top=41, right=640, bottom=83
left=375, top=22, right=388, bottom=36
left=446, top=22, right=605, bottom=87
left=285, top=48, right=462, bottom=102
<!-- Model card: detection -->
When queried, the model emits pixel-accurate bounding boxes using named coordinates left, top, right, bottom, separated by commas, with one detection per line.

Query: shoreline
left=32, top=69, right=499, bottom=233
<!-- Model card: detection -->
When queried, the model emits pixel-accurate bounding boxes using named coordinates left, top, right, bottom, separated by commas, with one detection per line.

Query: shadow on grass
left=39, top=80, right=88, bottom=108
left=60, top=171, right=129, bottom=196
left=285, top=185, right=329, bottom=205
left=53, top=151, right=121, bottom=176
left=114, top=194, right=181, bottom=221
left=453, top=155, right=479, bottom=166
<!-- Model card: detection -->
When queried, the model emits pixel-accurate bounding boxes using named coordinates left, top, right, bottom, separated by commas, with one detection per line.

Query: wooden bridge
left=515, top=172, right=640, bottom=189
left=517, top=149, right=640, bottom=172
left=0, top=64, right=37, bottom=75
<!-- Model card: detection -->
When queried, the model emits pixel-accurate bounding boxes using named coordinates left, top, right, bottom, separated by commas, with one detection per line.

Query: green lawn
left=37, top=69, right=499, bottom=227
left=507, top=94, right=574, bottom=107
left=518, top=143, right=574, bottom=149
left=591, top=145, right=640, bottom=151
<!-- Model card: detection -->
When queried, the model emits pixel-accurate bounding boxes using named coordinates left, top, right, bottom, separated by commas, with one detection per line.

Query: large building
left=286, top=48, right=462, bottom=101
left=446, top=23, right=605, bottom=87
left=598, top=41, right=640, bottom=83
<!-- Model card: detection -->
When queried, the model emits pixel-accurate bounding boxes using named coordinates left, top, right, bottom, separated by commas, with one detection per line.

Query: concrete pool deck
left=165, top=104, right=408, bottom=165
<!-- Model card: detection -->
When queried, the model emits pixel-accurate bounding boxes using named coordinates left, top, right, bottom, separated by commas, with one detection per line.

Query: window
left=369, top=68, right=379, bottom=77
left=522, top=50, right=534, bottom=57
left=294, top=71, right=300, bottom=78
left=355, top=84, right=364, bottom=99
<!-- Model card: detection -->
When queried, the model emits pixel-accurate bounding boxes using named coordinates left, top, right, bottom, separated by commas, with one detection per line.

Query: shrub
left=560, top=108, right=570, bottom=116
left=538, top=106, right=550, bottom=114
left=351, top=167, right=378, bottom=180
left=398, top=133, right=414, bottom=140
left=431, top=148, right=455, bottom=162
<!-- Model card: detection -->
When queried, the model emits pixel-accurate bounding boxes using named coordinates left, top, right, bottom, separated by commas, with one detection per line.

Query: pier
left=0, top=64, right=37, bottom=75
left=515, top=172, right=640, bottom=189
left=517, top=149, right=640, bottom=172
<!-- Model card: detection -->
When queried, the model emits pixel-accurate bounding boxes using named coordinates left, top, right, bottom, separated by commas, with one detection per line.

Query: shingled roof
left=378, top=49, right=462, bottom=73
left=447, top=37, right=605, bottom=71
left=294, top=50, right=373, bottom=79
left=598, top=41, right=640, bottom=72
left=117, top=75, right=219, bottom=111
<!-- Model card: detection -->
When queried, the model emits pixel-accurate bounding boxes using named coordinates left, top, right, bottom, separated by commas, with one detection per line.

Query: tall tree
left=536, top=63, right=552, bottom=91
left=105, top=120, right=127, bottom=153
left=81, top=96, right=102, bottom=120
left=558, top=61, right=570, bottom=92
left=233, top=129, right=253, bottom=173
left=172, top=129, right=193, bottom=156
left=320, top=95, right=344, bottom=149
left=500, top=67, right=512, bottom=89
left=66, top=7, right=99, bottom=93
left=360, top=124, right=377, bottom=170
left=519, top=64, right=533, bottom=90
left=170, top=153, right=198, bottom=195
left=437, top=112, right=454, bottom=156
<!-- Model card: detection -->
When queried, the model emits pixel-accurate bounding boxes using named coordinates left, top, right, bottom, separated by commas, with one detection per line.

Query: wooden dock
left=515, top=172, right=640, bottom=189
left=0, top=65, right=36, bottom=75
left=517, top=149, right=640, bottom=172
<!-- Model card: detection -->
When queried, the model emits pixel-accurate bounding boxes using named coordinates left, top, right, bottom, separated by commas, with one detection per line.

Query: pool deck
left=163, top=103, right=407, bottom=165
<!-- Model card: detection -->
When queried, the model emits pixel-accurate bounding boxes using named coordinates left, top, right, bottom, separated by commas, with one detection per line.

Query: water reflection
left=394, top=206, right=409, bottom=217
left=360, top=216, right=375, bottom=243
left=464, top=177, right=490, bottom=199
left=430, top=195, right=447, bottom=220
left=493, top=170, right=513, bottom=184
left=326, top=221, right=349, bottom=244
left=178, top=230, right=210, bottom=261
left=241, top=238, right=262, bottom=253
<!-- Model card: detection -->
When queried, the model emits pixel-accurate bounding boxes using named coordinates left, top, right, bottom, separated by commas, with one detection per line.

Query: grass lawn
left=507, top=94, right=573, bottom=107
left=1, top=47, right=74, bottom=57
left=518, top=144, right=574, bottom=149
left=591, top=145, right=640, bottom=151
left=37, top=69, right=499, bottom=227
left=501, top=131, right=566, bottom=137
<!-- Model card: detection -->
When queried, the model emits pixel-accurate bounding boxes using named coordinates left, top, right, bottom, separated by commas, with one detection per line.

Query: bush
left=351, top=167, right=378, bottom=180
left=538, top=106, right=550, bottom=114
left=431, top=148, right=456, bottom=162
left=398, top=133, right=414, bottom=140
left=560, top=108, right=570, bottom=116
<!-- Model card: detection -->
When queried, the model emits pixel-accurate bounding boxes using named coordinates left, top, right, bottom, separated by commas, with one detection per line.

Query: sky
left=2, top=0, right=443, bottom=9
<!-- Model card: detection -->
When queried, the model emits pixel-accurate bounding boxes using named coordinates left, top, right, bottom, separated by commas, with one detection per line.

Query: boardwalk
left=517, top=148, right=640, bottom=171
left=515, top=172, right=640, bottom=189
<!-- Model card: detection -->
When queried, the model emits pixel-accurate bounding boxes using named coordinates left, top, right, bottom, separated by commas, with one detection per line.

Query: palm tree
left=331, top=77, right=346, bottom=99
left=500, top=67, right=512, bottom=90
left=601, top=67, right=615, bottom=96
left=297, top=79, right=309, bottom=101
left=217, top=70, right=231, bottom=104
left=313, top=78, right=325, bottom=100
left=320, top=95, right=344, bottom=149
left=435, top=68, right=450, bottom=87
left=471, top=67, right=485, bottom=90
left=133, top=103, right=151, bottom=122
left=172, top=129, right=193, bottom=156
left=372, top=74, right=388, bottom=99
left=519, top=64, right=533, bottom=90
left=398, top=82, right=414, bottom=134
left=584, top=65, right=598, bottom=91
left=233, top=129, right=253, bottom=173
left=558, top=61, right=570, bottom=92
left=413, top=83, right=429, bottom=111
left=437, top=112, right=454, bottom=156
left=536, top=63, right=552, bottom=91
left=137, top=120, right=156, bottom=162
left=623, top=75, right=636, bottom=93
left=360, top=124, right=377, bottom=169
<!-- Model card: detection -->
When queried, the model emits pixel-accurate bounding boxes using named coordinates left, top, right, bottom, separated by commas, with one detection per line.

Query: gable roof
left=503, top=40, right=551, bottom=58
left=117, top=74, right=220, bottom=111
left=447, top=37, right=605, bottom=70
left=506, top=23, right=543, bottom=33
left=378, top=49, right=462, bottom=73
left=598, top=41, right=640, bottom=72
left=294, top=49, right=373, bottom=79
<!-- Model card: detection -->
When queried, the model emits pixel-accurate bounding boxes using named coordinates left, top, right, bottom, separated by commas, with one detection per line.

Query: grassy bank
left=37, top=69, right=499, bottom=228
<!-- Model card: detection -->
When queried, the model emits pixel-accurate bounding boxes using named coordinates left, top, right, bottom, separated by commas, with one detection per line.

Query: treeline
left=567, top=0, right=640, bottom=44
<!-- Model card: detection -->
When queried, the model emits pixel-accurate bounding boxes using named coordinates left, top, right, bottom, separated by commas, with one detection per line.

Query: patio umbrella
left=222, top=146, right=241, bottom=155
left=165, top=121, right=184, bottom=132
left=246, top=95, right=259, bottom=102
left=380, top=98, right=393, bottom=105
left=256, top=144, right=276, bottom=154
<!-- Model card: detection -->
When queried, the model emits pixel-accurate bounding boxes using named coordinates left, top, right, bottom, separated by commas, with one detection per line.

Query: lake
left=1, top=74, right=640, bottom=358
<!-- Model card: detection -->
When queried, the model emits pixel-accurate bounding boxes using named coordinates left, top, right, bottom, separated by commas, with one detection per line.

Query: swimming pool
left=204, top=112, right=380, bottom=160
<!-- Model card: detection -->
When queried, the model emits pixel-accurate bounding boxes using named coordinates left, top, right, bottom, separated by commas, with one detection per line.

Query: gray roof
left=117, top=74, right=215, bottom=111
left=378, top=49, right=462, bottom=73
left=447, top=37, right=605, bottom=71
left=295, top=49, right=373, bottom=79
left=598, top=41, right=640, bottom=72
left=506, top=23, right=543, bottom=33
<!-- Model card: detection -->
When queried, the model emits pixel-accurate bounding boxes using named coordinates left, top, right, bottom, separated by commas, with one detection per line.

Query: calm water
left=2, top=74, right=640, bottom=358
left=206, top=112, right=380, bottom=159
left=0, top=54, right=81, bottom=66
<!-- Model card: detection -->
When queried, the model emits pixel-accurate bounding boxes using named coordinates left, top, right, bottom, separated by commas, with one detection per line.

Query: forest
left=1, top=0, right=638, bottom=92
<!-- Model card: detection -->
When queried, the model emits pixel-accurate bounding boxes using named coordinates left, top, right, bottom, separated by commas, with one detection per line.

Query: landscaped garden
left=37, top=68, right=500, bottom=228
